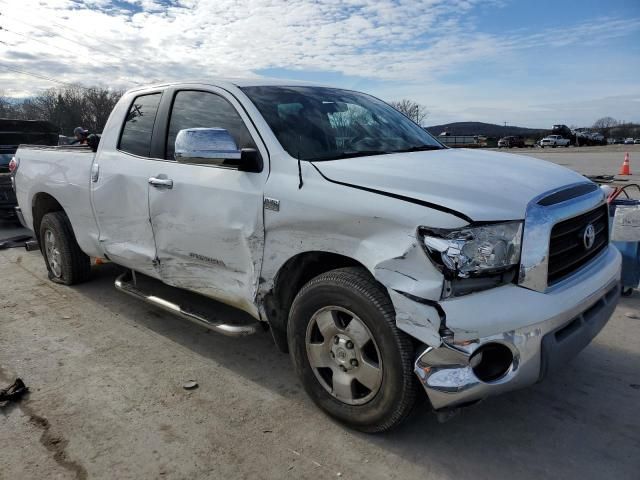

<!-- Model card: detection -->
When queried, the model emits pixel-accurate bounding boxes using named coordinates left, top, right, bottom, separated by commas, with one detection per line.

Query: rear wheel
left=40, top=211, right=91, bottom=285
left=288, top=267, right=417, bottom=432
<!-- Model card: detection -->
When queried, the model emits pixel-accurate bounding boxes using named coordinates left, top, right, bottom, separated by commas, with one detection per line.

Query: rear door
left=90, top=91, right=163, bottom=277
left=147, top=87, right=268, bottom=316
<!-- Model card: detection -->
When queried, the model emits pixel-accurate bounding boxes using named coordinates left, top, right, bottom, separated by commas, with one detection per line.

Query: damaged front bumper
left=412, top=245, right=622, bottom=411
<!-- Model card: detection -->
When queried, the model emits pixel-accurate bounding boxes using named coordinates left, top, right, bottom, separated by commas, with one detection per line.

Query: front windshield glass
left=241, top=86, right=444, bottom=161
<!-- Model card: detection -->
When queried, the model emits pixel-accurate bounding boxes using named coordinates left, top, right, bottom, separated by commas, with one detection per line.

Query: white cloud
left=0, top=0, right=638, bottom=125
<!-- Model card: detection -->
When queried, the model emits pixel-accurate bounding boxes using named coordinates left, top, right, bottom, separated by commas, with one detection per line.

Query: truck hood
left=312, top=148, right=588, bottom=222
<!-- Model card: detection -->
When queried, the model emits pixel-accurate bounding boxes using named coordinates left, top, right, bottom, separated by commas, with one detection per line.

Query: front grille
left=547, top=204, right=608, bottom=285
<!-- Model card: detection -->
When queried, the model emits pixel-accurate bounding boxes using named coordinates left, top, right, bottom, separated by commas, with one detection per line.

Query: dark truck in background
left=0, top=119, right=58, bottom=221
left=551, top=124, right=607, bottom=147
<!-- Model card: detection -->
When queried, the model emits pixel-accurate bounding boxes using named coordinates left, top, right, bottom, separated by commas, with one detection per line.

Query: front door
left=147, top=88, right=268, bottom=317
left=91, top=91, right=164, bottom=277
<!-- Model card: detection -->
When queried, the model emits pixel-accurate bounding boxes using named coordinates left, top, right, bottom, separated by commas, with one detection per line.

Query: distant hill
left=425, top=122, right=546, bottom=138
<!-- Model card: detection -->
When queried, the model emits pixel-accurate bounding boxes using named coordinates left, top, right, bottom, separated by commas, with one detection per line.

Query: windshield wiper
left=391, top=144, right=444, bottom=153
left=308, top=150, right=389, bottom=161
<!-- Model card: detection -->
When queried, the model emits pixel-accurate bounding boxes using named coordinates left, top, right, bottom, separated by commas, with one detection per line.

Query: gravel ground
left=1, top=147, right=640, bottom=479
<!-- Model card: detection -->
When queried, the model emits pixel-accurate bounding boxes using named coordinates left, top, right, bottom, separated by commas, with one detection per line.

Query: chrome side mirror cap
left=175, top=128, right=241, bottom=163
left=174, top=128, right=263, bottom=172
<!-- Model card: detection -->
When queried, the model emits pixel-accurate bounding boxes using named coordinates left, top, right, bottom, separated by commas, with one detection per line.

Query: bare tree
left=0, top=92, right=19, bottom=118
left=2, top=86, right=124, bottom=134
left=388, top=99, right=429, bottom=126
left=84, top=88, right=125, bottom=133
left=592, top=117, right=618, bottom=130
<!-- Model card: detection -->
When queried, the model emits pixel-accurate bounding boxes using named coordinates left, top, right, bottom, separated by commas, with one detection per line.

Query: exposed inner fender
left=386, top=290, right=442, bottom=347
left=374, top=241, right=445, bottom=347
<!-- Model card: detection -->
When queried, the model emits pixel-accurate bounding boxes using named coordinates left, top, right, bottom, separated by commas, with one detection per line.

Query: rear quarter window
left=119, top=93, right=162, bottom=157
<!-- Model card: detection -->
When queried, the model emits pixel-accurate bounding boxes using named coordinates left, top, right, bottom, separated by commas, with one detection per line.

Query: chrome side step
left=114, top=271, right=258, bottom=337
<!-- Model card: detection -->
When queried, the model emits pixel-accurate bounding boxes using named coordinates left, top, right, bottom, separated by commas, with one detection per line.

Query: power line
left=0, top=20, right=130, bottom=67
left=0, top=25, right=66, bottom=52
left=0, top=26, right=134, bottom=81
left=0, top=10, right=170, bottom=78
left=0, top=25, right=144, bottom=88
left=0, top=63, right=90, bottom=89
left=0, top=3, right=128, bottom=55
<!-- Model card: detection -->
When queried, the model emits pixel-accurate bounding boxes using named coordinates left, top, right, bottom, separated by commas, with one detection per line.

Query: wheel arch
left=261, top=250, right=373, bottom=352
left=32, top=192, right=64, bottom=245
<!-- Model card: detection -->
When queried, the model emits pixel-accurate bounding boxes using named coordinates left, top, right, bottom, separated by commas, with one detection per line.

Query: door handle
left=91, top=163, right=99, bottom=182
left=148, top=177, right=173, bottom=189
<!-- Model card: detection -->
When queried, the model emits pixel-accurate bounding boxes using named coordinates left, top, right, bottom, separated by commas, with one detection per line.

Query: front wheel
left=288, top=267, right=417, bottom=433
left=40, top=211, right=91, bottom=285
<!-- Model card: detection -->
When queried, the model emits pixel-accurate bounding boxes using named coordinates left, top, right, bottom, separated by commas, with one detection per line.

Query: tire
left=288, top=267, right=417, bottom=433
left=40, top=211, right=91, bottom=285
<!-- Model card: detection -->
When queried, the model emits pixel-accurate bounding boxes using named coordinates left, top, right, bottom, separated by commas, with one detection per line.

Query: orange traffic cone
left=619, top=152, right=631, bottom=175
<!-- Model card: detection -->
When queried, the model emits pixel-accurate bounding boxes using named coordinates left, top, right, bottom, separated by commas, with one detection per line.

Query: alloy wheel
left=305, top=306, right=383, bottom=405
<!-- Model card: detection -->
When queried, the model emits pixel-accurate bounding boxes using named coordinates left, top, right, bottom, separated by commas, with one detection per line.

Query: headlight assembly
left=419, top=222, right=523, bottom=295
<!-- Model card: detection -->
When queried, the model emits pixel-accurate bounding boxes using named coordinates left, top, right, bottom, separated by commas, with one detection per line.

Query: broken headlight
left=420, top=222, right=523, bottom=279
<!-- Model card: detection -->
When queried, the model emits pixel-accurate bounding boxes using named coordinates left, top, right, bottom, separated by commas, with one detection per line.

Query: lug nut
left=350, top=359, right=358, bottom=367
left=345, top=340, right=354, bottom=349
left=333, top=336, right=340, bottom=345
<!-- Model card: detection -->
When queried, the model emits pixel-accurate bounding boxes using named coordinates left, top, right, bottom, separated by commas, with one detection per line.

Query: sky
left=0, top=0, right=639, bottom=127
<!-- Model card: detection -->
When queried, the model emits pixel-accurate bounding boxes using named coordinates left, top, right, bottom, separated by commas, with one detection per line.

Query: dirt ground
left=1, top=146, right=640, bottom=479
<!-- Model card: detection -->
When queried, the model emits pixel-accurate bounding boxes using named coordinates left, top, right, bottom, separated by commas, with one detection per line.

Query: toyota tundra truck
left=12, top=80, right=621, bottom=432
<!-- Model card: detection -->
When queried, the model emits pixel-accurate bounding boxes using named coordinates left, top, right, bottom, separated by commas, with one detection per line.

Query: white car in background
left=624, top=138, right=635, bottom=144
left=540, top=135, right=570, bottom=148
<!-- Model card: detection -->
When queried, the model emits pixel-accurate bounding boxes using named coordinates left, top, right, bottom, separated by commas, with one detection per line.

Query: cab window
left=119, top=93, right=162, bottom=157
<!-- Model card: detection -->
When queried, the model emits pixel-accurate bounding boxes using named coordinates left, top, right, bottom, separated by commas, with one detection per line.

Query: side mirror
left=175, top=128, right=262, bottom=172
left=175, top=127, right=240, bottom=162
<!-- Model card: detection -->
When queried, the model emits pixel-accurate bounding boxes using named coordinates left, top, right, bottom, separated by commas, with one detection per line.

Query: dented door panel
left=148, top=163, right=265, bottom=317
left=91, top=149, right=160, bottom=278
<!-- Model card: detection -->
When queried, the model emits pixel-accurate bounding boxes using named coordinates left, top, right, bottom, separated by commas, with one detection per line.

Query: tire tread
left=40, top=211, right=91, bottom=285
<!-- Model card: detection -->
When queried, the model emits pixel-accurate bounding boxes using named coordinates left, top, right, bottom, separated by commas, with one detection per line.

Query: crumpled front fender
left=374, top=241, right=444, bottom=347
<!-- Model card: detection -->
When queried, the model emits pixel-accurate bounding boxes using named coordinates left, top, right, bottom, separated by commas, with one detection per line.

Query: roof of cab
left=125, top=77, right=326, bottom=94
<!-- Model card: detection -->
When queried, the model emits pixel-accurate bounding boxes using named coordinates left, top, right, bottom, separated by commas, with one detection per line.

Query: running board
left=114, top=271, right=258, bottom=337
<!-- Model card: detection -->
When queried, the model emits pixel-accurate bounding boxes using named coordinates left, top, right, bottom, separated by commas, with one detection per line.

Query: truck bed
left=14, top=144, right=101, bottom=257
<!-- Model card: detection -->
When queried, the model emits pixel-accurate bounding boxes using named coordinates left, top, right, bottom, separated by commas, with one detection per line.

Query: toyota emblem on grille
left=583, top=223, right=596, bottom=250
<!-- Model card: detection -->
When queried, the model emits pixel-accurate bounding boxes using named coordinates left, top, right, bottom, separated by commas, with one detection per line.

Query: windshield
left=241, top=86, right=444, bottom=161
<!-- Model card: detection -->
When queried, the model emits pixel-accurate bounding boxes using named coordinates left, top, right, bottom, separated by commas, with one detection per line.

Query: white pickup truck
left=12, top=80, right=621, bottom=432
left=540, top=135, right=571, bottom=147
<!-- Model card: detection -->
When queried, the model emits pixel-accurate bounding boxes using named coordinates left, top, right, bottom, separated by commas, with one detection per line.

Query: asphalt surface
left=502, top=143, right=640, bottom=186
left=1, top=146, right=640, bottom=479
